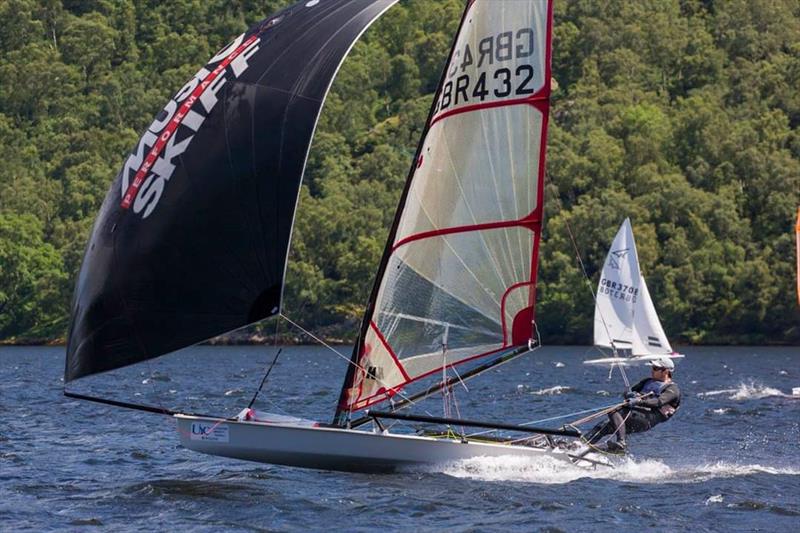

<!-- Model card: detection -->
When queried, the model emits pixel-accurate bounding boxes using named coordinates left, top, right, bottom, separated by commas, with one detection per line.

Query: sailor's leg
left=585, top=422, right=608, bottom=443
left=585, top=412, right=619, bottom=444
left=624, top=410, right=657, bottom=436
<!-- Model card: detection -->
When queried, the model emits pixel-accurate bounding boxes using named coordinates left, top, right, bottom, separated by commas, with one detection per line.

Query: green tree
left=0, top=213, right=66, bottom=339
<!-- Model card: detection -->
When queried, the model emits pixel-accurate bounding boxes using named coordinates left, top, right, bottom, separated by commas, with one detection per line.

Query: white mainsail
left=338, top=0, right=553, bottom=413
left=591, top=218, right=675, bottom=360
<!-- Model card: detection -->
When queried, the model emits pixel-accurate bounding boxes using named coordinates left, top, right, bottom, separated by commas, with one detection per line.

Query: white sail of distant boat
left=585, top=219, right=683, bottom=365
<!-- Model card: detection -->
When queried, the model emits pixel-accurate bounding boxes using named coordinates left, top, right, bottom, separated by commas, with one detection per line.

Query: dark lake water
left=2, top=345, right=799, bottom=531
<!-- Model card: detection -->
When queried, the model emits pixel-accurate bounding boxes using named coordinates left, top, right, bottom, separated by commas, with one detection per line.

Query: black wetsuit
left=587, top=378, right=681, bottom=445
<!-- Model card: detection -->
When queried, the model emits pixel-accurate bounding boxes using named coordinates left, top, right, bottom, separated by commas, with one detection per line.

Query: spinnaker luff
left=65, top=0, right=398, bottom=382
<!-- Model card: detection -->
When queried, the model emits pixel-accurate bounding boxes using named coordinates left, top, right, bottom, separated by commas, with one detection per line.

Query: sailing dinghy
left=585, top=219, right=684, bottom=366
left=65, top=0, right=611, bottom=472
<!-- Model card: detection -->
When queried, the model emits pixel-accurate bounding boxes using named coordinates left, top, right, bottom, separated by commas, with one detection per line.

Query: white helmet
left=650, top=357, right=675, bottom=371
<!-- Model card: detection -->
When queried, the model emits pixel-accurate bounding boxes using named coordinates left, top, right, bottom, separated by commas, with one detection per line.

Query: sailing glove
left=626, top=397, right=640, bottom=407
left=624, top=391, right=637, bottom=400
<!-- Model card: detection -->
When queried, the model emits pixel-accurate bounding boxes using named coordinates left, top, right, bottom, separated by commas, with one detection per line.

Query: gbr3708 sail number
left=433, top=28, right=539, bottom=115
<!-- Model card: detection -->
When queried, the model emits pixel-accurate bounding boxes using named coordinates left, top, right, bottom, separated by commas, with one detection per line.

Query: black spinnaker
left=65, top=0, right=398, bottom=383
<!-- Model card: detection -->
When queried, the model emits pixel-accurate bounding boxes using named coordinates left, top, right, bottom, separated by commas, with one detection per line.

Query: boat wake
left=431, top=456, right=800, bottom=485
left=697, top=382, right=798, bottom=400
left=530, top=385, right=572, bottom=396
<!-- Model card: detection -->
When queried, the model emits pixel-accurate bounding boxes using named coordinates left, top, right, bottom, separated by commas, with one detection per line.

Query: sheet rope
left=278, top=312, right=430, bottom=416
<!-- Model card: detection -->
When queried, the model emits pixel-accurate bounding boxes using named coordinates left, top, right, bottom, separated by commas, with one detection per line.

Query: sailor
left=586, top=357, right=681, bottom=453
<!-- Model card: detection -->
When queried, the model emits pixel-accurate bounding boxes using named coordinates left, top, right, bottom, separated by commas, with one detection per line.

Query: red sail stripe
left=500, top=280, right=536, bottom=344
left=431, top=87, right=549, bottom=128
left=120, top=34, right=259, bottom=209
left=369, top=321, right=412, bottom=382
left=349, top=344, right=515, bottom=411
left=391, top=213, right=541, bottom=254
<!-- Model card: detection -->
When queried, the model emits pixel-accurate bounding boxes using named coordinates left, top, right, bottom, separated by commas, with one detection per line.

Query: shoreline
left=2, top=338, right=798, bottom=348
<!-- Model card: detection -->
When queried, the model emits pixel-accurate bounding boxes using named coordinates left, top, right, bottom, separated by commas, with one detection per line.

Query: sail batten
left=335, top=0, right=554, bottom=422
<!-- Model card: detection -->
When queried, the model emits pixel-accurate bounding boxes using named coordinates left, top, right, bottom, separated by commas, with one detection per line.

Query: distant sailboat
left=585, top=219, right=683, bottom=366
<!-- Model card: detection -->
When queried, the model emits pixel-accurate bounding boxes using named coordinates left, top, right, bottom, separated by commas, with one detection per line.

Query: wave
left=141, top=372, right=171, bottom=384
left=531, top=385, right=572, bottom=396
left=432, top=456, right=800, bottom=485
left=696, top=388, right=737, bottom=398
left=124, top=479, right=258, bottom=500
left=697, top=382, right=797, bottom=400
left=515, top=384, right=572, bottom=395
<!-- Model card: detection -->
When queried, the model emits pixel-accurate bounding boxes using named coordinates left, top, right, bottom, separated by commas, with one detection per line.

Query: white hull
left=175, top=414, right=607, bottom=472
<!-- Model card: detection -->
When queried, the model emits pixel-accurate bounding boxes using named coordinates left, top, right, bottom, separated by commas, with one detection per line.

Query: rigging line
left=279, top=312, right=347, bottom=358
left=466, top=397, right=623, bottom=439
left=439, top=339, right=465, bottom=431
left=617, top=356, right=631, bottom=389
left=245, top=315, right=284, bottom=409
left=532, top=318, right=542, bottom=348
left=246, top=347, right=282, bottom=410
left=278, top=312, right=422, bottom=411
left=444, top=335, right=466, bottom=435
left=461, top=339, right=544, bottom=439
left=552, top=179, right=630, bottom=389
left=602, top=409, right=632, bottom=444
left=449, top=358, right=470, bottom=393
left=570, top=402, right=625, bottom=427
left=450, top=375, right=465, bottom=436
left=441, top=343, right=449, bottom=419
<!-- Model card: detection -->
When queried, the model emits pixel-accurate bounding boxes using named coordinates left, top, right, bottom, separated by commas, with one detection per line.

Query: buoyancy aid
left=640, top=378, right=668, bottom=396
left=639, top=378, right=679, bottom=419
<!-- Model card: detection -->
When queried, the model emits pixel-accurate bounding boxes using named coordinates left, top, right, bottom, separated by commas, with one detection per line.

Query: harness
left=639, top=378, right=679, bottom=419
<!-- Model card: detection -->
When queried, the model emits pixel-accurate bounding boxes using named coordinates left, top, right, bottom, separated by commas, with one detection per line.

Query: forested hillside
left=0, top=0, right=798, bottom=345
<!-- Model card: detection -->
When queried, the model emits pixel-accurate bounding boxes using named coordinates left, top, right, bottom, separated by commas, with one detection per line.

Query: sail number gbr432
left=433, top=28, right=540, bottom=115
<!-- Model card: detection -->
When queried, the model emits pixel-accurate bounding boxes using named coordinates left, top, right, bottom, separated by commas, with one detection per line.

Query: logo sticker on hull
left=190, top=422, right=230, bottom=442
